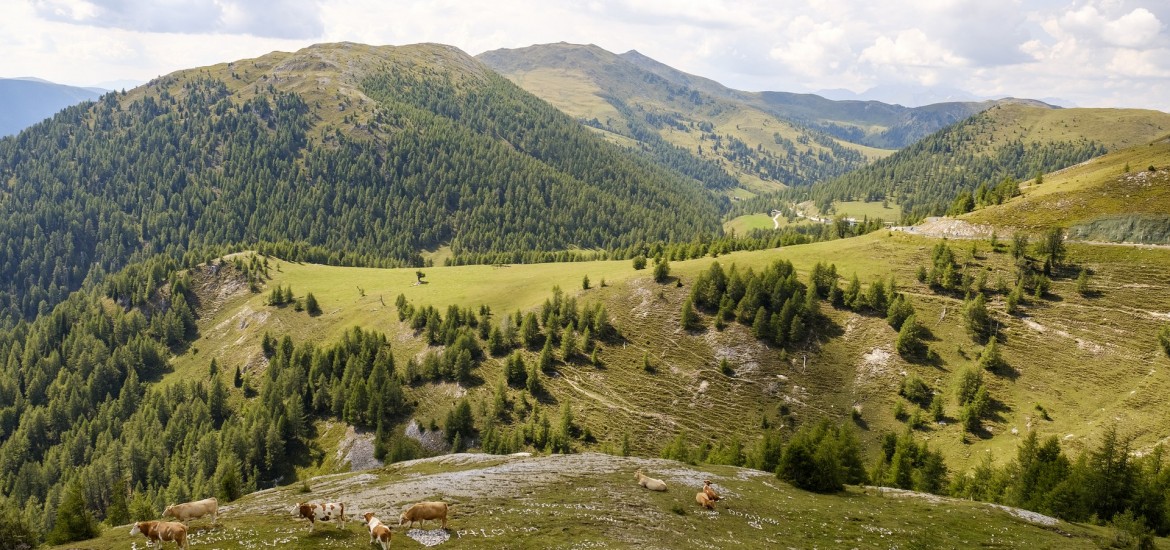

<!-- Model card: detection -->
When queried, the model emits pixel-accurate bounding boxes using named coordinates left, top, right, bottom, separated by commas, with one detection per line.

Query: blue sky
left=3, top=0, right=1168, bottom=110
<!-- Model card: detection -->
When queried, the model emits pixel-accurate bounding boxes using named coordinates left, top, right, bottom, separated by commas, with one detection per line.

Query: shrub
left=899, top=375, right=932, bottom=407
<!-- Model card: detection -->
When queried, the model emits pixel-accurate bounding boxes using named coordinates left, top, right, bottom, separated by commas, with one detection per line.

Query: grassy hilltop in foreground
left=55, top=453, right=1121, bottom=549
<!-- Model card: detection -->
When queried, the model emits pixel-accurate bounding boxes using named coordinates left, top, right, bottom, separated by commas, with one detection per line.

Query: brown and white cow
left=363, top=512, right=392, bottom=550
left=294, top=501, right=346, bottom=532
left=164, top=497, right=218, bottom=526
left=130, top=521, right=189, bottom=549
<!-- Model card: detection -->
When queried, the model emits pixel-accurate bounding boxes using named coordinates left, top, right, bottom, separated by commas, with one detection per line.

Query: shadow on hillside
left=987, top=362, right=1020, bottom=381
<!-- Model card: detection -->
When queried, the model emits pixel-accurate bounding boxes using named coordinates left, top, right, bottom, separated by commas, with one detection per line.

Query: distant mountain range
left=814, top=84, right=1075, bottom=109
left=0, top=77, right=104, bottom=136
left=477, top=43, right=1051, bottom=197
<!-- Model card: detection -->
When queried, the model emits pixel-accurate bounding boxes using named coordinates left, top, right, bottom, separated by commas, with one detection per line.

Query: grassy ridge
left=806, top=103, right=1170, bottom=222
left=53, top=453, right=1121, bottom=549
left=965, top=137, right=1170, bottom=241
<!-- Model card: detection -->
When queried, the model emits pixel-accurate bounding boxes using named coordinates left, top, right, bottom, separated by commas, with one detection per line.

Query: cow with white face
left=294, top=501, right=346, bottom=532
left=363, top=512, right=392, bottom=550
left=130, top=521, right=189, bottom=549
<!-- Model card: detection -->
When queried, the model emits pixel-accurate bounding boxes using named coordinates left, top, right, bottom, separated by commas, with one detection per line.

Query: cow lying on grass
left=363, top=512, right=393, bottom=550
left=130, top=521, right=188, bottom=549
left=400, top=501, right=449, bottom=530
left=164, top=497, right=218, bottom=526
left=695, top=491, right=716, bottom=510
left=294, top=502, right=346, bottom=532
left=635, top=469, right=667, bottom=491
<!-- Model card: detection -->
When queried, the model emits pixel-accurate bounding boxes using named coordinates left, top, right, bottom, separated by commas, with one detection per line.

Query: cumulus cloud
left=1051, top=5, right=1164, bottom=48
left=31, top=0, right=324, bottom=39
left=6, top=0, right=1170, bottom=111
left=769, top=17, right=853, bottom=77
left=860, top=29, right=967, bottom=68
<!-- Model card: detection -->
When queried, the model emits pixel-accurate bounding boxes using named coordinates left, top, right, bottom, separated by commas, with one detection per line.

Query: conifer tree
left=305, top=292, right=321, bottom=315
left=680, top=297, right=702, bottom=330
left=653, top=258, right=671, bottom=283
left=521, top=312, right=541, bottom=349
left=895, top=314, right=928, bottom=361
left=46, top=481, right=99, bottom=544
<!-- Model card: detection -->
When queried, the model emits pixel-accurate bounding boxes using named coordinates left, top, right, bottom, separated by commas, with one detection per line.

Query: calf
left=130, top=521, right=189, bottom=550
left=702, top=480, right=721, bottom=502
left=363, top=512, right=393, bottom=550
left=294, top=502, right=346, bottom=532
left=399, top=501, right=449, bottom=530
left=164, top=497, right=218, bottom=526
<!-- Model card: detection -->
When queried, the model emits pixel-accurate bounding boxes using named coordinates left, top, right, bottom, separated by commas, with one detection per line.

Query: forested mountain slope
left=801, top=103, right=1170, bottom=222
left=0, top=42, right=725, bottom=325
left=478, top=42, right=880, bottom=194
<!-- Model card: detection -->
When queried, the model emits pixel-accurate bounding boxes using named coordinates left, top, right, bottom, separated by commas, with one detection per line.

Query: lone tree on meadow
left=654, top=258, right=671, bottom=283
left=415, top=270, right=426, bottom=284
left=964, top=293, right=992, bottom=343
left=680, top=297, right=702, bottom=331
left=895, top=314, right=928, bottom=361
left=305, top=292, right=321, bottom=316
left=1034, top=228, right=1066, bottom=268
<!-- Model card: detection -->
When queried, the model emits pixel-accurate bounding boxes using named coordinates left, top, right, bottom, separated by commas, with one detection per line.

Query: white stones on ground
left=407, top=528, right=451, bottom=546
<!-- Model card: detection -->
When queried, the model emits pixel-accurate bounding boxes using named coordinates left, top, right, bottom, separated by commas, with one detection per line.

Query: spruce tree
left=653, top=258, right=671, bottom=283
left=680, top=297, right=702, bottom=330
left=305, top=292, right=321, bottom=315
left=46, top=481, right=100, bottom=544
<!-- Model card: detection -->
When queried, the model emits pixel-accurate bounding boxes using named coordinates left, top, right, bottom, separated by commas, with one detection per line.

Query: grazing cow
left=695, top=491, right=716, bottom=510
left=363, top=512, right=393, bottom=550
left=702, top=480, right=721, bottom=502
left=295, top=502, right=346, bottom=532
left=130, top=521, right=189, bottom=549
left=164, top=497, right=218, bottom=526
left=399, top=501, right=449, bottom=530
left=634, top=469, right=667, bottom=491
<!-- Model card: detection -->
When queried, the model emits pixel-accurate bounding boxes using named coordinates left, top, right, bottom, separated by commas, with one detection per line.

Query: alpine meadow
left=0, top=30, right=1169, bottom=550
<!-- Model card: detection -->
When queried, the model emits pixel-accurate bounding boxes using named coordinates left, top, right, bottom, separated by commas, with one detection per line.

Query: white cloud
left=1, top=0, right=1168, bottom=112
left=1103, top=8, right=1163, bottom=47
left=860, top=29, right=967, bottom=68
left=1107, top=47, right=1170, bottom=77
left=769, top=17, right=853, bottom=76
left=32, top=0, right=324, bottom=39
left=1053, top=4, right=1164, bottom=48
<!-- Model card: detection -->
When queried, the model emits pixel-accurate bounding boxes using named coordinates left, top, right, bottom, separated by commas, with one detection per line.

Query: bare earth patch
left=335, top=425, right=383, bottom=472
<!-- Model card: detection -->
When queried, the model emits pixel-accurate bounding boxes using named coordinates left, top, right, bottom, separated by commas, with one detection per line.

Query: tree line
left=0, top=63, right=727, bottom=327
